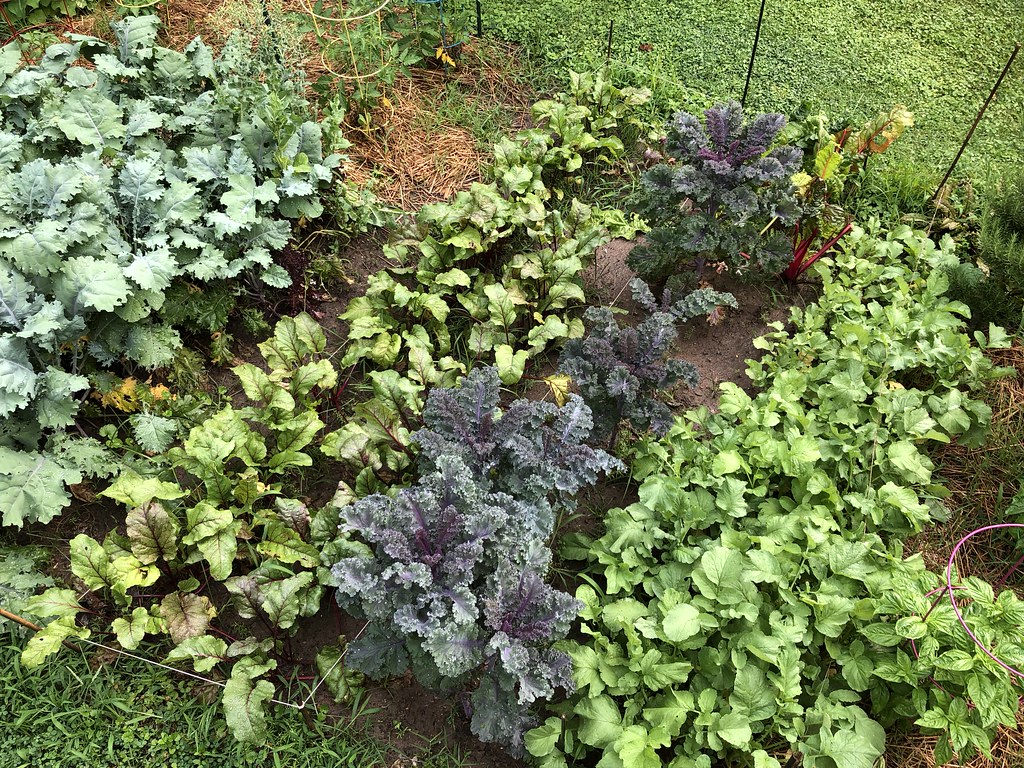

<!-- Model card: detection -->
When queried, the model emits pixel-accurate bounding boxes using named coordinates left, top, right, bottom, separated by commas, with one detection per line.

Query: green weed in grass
left=0, top=631, right=467, bottom=768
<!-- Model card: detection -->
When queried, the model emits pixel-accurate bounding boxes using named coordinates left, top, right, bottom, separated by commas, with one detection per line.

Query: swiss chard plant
left=529, top=224, right=1013, bottom=768
left=0, top=16, right=351, bottom=527
left=328, top=368, right=619, bottom=753
left=628, top=101, right=803, bottom=288
left=559, top=278, right=736, bottom=446
left=20, top=314, right=355, bottom=743
left=780, top=106, right=913, bottom=281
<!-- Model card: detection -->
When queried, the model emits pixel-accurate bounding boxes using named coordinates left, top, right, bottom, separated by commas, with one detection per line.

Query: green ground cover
left=0, top=632, right=370, bottom=768
left=481, top=0, right=1024, bottom=177
left=0, top=630, right=467, bottom=768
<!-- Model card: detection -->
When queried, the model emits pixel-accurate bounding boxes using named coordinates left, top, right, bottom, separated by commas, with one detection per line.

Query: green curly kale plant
left=0, top=16, right=345, bottom=527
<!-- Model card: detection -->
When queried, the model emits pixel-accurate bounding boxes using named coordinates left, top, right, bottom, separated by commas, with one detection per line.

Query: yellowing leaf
left=544, top=374, right=572, bottom=406
left=93, top=377, right=141, bottom=412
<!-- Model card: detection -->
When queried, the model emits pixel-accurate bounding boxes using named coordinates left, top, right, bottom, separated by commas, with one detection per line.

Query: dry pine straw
left=156, top=0, right=533, bottom=209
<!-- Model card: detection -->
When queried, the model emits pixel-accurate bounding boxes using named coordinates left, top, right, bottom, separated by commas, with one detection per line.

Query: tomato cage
left=909, top=523, right=1024, bottom=705
left=293, top=0, right=470, bottom=126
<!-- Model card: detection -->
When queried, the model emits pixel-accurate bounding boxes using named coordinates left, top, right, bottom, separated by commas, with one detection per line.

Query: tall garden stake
left=475, top=0, right=482, bottom=37
left=606, top=20, right=614, bottom=62
left=741, top=0, right=768, bottom=107
left=932, top=42, right=1020, bottom=202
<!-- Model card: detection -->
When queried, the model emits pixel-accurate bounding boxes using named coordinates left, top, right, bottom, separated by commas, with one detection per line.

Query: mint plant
left=628, top=101, right=803, bottom=286
left=559, top=278, right=736, bottom=445
left=0, top=16, right=353, bottom=527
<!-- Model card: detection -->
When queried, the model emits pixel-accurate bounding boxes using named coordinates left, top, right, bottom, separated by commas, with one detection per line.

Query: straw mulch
left=343, top=72, right=482, bottom=210
left=885, top=710, right=1024, bottom=768
left=342, top=38, right=535, bottom=210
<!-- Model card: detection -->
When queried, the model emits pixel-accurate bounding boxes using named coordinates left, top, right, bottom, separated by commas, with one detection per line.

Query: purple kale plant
left=628, top=101, right=803, bottom=286
left=559, top=278, right=736, bottom=445
left=332, top=368, right=619, bottom=753
left=413, top=366, right=622, bottom=534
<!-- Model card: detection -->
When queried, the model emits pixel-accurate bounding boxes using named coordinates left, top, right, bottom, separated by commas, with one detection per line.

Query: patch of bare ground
left=584, top=238, right=814, bottom=412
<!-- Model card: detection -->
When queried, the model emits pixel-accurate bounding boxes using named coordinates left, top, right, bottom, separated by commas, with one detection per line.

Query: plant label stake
left=932, top=42, right=1020, bottom=202
left=741, top=0, right=768, bottom=107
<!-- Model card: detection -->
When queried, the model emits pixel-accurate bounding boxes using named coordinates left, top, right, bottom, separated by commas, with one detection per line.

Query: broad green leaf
left=55, top=91, right=125, bottom=148
left=129, top=413, right=178, bottom=453
left=160, top=592, right=216, bottom=644
left=256, top=521, right=319, bottom=568
left=711, top=449, right=744, bottom=475
left=21, top=616, right=89, bottom=668
left=69, top=534, right=113, bottom=591
left=259, top=312, right=327, bottom=369
left=196, top=525, right=240, bottom=581
left=223, top=665, right=276, bottom=743
left=315, top=643, right=360, bottom=703
left=641, top=689, right=694, bottom=738
left=818, top=719, right=886, bottom=768
left=691, top=546, right=745, bottom=604
left=576, top=694, right=623, bottom=748
left=218, top=174, right=278, bottom=229
left=166, top=635, right=228, bottom=673
left=112, top=606, right=163, bottom=650
left=526, top=717, right=563, bottom=758
left=0, top=338, right=37, bottom=417
left=729, top=665, right=776, bottom=721
left=613, top=725, right=663, bottom=768
left=233, top=362, right=295, bottom=412
left=126, top=502, right=179, bottom=563
left=260, top=570, right=318, bottom=630
left=24, top=588, right=83, bottom=619
left=55, top=256, right=131, bottom=312
left=125, top=250, right=177, bottom=292
left=183, top=501, right=235, bottom=543
left=495, top=344, right=528, bottom=385
left=662, top=603, right=701, bottom=643
left=716, top=712, right=753, bottom=747
left=102, top=470, right=185, bottom=507
left=0, top=448, right=77, bottom=527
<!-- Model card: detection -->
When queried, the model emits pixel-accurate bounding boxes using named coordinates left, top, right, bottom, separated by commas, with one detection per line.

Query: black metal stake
left=932, top=42, right=1020, bottom=201
left=476, top=0, right=482, bottom=37
left=606, top=19, right=614, bottom=62
left=741, top=0, right=768, bottom=108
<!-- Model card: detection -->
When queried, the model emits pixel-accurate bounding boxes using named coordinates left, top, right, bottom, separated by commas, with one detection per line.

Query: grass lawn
left=481, top=0, right=1024, bottom=177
